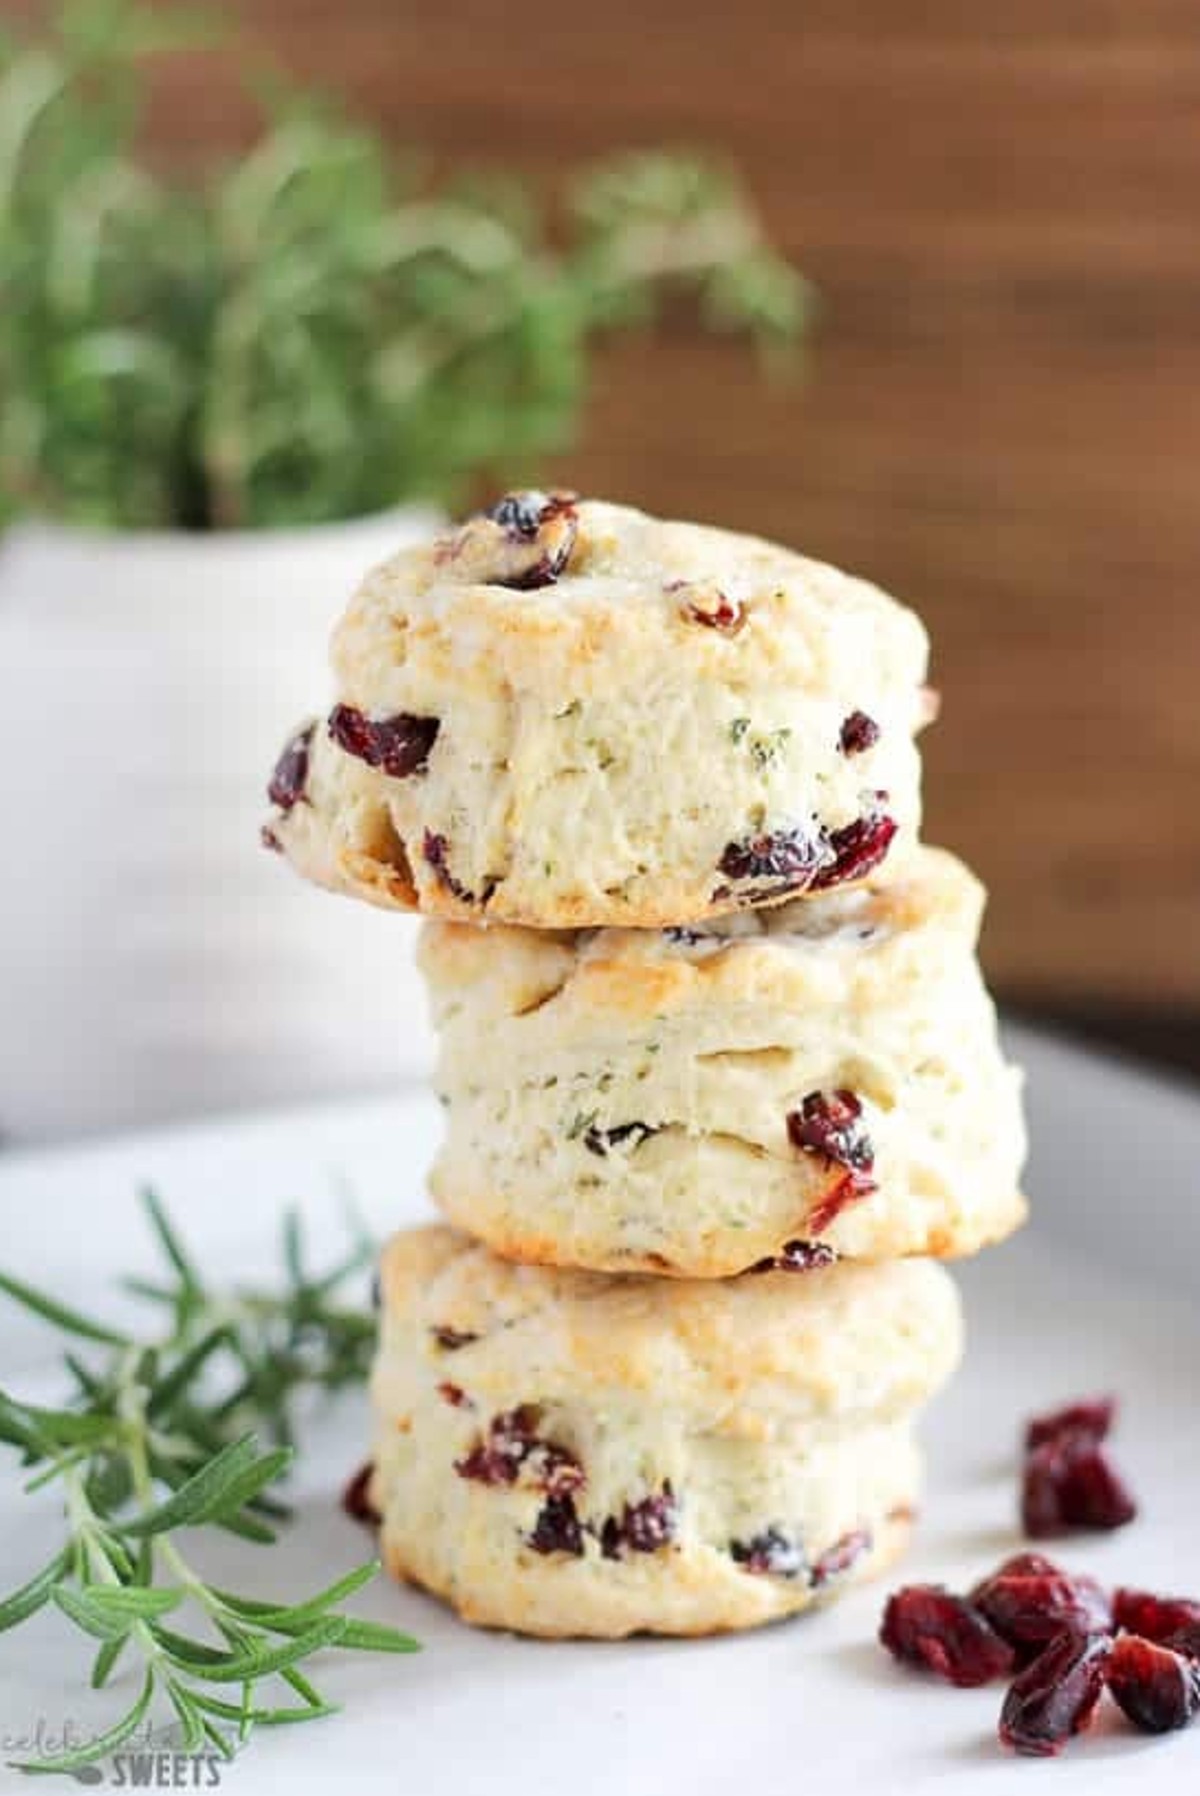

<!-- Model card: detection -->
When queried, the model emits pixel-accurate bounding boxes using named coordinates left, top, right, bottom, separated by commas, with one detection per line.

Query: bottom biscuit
left=367, top=1226, right=961, bottom=1639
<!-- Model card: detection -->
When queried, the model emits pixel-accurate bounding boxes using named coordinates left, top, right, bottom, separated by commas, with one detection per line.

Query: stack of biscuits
left=264, top=493, right=1027, bottom=1638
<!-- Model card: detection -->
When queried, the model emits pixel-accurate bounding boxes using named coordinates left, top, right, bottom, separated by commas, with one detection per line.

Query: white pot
left=0, top=509, right=442, bottom=1144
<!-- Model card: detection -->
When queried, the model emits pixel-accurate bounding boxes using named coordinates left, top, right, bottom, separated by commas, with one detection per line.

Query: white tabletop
left=1, top=1024, right=1198, bottom=1794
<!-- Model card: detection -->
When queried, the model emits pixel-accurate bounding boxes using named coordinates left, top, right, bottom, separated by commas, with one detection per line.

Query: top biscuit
left=264, top=493, right=932, bottom=928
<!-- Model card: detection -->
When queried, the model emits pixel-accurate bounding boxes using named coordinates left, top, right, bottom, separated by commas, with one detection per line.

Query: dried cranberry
left=526, top=1443, right=587, bottom=1497
left=998, top=1630, right=1110, bottom=1756
left=879, top=1586, right=1015, bottom=1688
left=1025, top=1395, right=1115, bottom=1452
left=1107, top=1634, right=1200, bottom=1733
left=788, top=1089, right=874, bottom=1175
left=260, top=824, right=282, bottom=854
left=811, top=1528, right=872, bottom=1588
left=717, top=826, right=823, bottom=896
left=475, top=490, right=579, bottom=590
left=668, top=579, right=746, bottom=635
left=328, top=704, right=439, bottom=778
left=526, top=1494, right=585, bottom=1557
left=1165, top=1623, right=1200, bottom=1660
left=971, top=1556, right=1111, bottom=1659
left=600, top=1484, right=679, bottom=1559
left=438, top=1381, right=470, bottom=1408
left=810, top=810, right=898, bottom=891
left=786, top=1090, right=876, bottom=1233
left=807, top=1170, right=876, bottom=1235
left=431, top=1325, right=479, bottom=1351
left=267, top=722, right=314, bottom=811
left=455, top=1406, right=584, bottom=1495
left=487, top=491, right=550, bottom=531
left=730, top=1527, right=806, bottom=1579
left=454, top=1405, right=540, bottom=1486
left=977, top=1551, right=1061, bottom=1580
left=839, top=711, right=880, bottom=756
left=1113, top=1588, right=1200, bottom=1642
left=341, top=1461, right=380, bottom=1528
left=716, top=808, right=897, bottom=904
left=748, top=1240, right=839, bottom=1274
left=582, top=1120, right=658, bottom=1157
left=1022, top=1438, right=1137, bottom=1537
left=422, top=830, right=492, bottom=905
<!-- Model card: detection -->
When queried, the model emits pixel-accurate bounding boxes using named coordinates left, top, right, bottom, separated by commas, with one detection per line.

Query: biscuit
left=419, top=847, right=1027, bottom=1277
left=368, top=1225, right=962, bottom=1637
left=264, top=494, right=931, bottom=927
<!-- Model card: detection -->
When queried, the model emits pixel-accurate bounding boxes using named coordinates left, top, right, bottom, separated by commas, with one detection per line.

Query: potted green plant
left=0, top=3, right=811, bottom=1140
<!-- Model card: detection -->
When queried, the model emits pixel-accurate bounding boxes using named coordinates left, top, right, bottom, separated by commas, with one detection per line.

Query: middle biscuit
left=420, top=845, right=1027, bottom=1278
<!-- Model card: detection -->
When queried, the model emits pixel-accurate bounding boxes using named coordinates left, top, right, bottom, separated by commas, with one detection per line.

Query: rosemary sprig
left=0, top=2, right=811, bottom=530
left=0, top=1190, right=413, bottom=1777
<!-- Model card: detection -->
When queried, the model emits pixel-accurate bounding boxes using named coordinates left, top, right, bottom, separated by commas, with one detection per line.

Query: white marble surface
left=0, top=1023, right=1197, bottom=1794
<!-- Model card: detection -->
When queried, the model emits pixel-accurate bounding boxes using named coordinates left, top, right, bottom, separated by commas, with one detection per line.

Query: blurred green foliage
left=0, top=2, right=812, bottom=530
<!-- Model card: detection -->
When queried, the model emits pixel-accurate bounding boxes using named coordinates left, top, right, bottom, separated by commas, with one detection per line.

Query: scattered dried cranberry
left=582, top=1120, right=658, bottom=1157
left=455, top=1407, right=584, bottom=1495
left=668, top=579, right=746, bottom=634
left=1022, top=1437, right=1137, bottom=1537
left=526, top=1494, right=585, bottom=1557
left=811, top=1528, right=872, bottom=1588
left=999, top=1630, right=1110, bottom=1756
left=341, top=1461, right=380, bottom=1528
left=431, top=1325, right=479, bottom=1351
left=748, top=1240, right=840, bottom=1274
left=438, top=1381, right=470, bottom=1408
left=1165, top=1623, right=1200, bottom=1660
left=730, top=1527, right=806, bottom=1579
left=600, top=1484, right=679, bottom=1559
left=1025, top=1396, right=1115, bottom=1452
left=328, top=704, right=440, bottom=778
left=1106, top=1634, right=1200, bottom=1733
left=267, top=722, right=314, bottom=811
left=1113, top=1588, right=1200, bottom=1643
left=971, top=1554, right=1111, bottom=1660
left=839, top=711, right=881, bottom=756
left=880, top=1586, right=1015, bottom=1688
left=977, top=1551, right=1061, bottom=1580
left=810, top=809, right=898, bottom=891
left=717, top=826, right=823, bottom=896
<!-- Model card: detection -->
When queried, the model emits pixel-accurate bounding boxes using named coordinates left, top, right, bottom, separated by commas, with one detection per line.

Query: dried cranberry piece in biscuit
left=440, top=489, right=579, bottom=590
left=328, top=705, right=439, bottom=779
left=730, top=1527, right=807, bottom=1579
left=267, top=722, right=315, bottom=811
left=668, top=579, right=746, bottom=634
left=811, top=809, right=898, bottom=891
left=600, top=1484, right=679, bottom=1559
left=839, top=711, right=881, bottom=756
left=717, top=826, right=824, bottom=896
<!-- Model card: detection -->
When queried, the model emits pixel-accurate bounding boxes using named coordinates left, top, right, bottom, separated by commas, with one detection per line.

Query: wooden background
left=21, top=0, right=1200, bottom=1055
